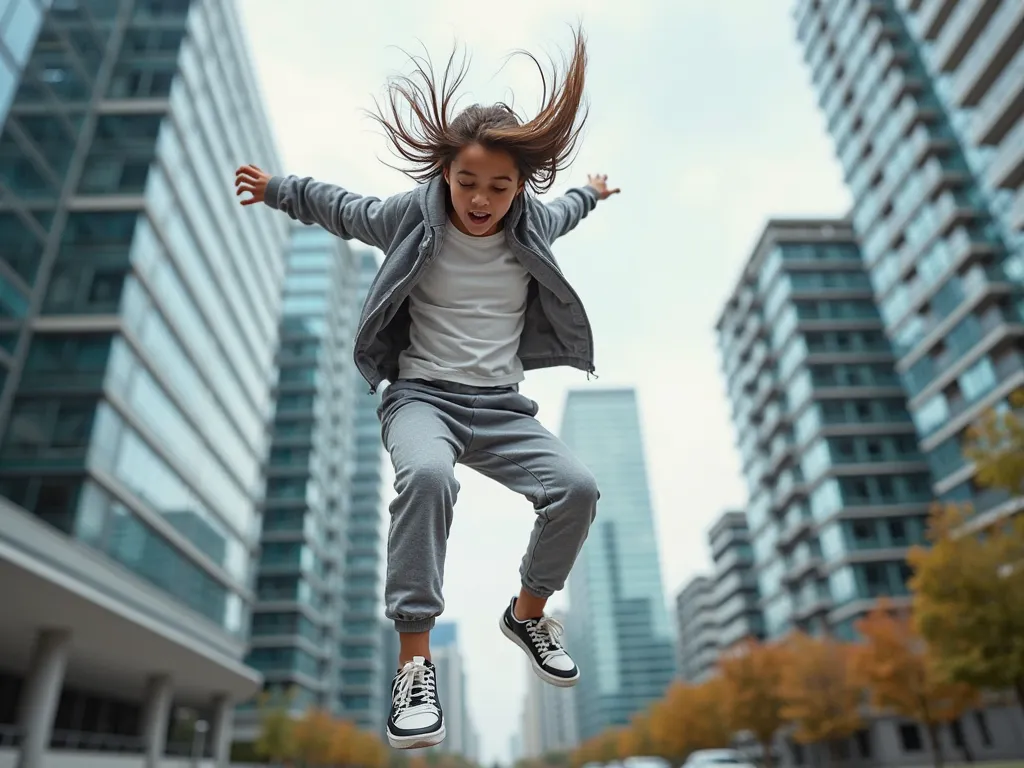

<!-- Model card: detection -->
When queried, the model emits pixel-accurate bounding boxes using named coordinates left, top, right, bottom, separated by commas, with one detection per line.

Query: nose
left=471, top=192, right=488, bottom=208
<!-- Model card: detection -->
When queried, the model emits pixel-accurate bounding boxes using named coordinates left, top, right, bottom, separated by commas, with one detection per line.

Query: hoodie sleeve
left=264, top=175, right=416, bottom=251
left=532, top=185, right=600, bottom=243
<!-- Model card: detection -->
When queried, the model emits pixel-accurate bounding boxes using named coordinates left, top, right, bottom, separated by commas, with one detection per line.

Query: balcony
left=1011, top=187, right=1024, bottom=231
left=951, top=0, right=1024, bottom=107
left=972, top=43, right=1024, bottom=146
left=985, top=117, right=1024, bottom=191
left=920, top=349, right=1024, bottom=450
left=930, top=0, right=1000, bottom=73
left=914, top=0, right=959, bottom=41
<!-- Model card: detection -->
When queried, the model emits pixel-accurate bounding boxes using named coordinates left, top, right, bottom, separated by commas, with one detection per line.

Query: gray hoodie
left=264, top=173, right=601, bottom=393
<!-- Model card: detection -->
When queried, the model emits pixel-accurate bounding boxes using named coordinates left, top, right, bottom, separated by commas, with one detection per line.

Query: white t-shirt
left=397, top=222, right=531, bottom=387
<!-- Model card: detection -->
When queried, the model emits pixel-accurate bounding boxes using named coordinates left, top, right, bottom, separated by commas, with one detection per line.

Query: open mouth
left=467, top=211, right=491, bottom=226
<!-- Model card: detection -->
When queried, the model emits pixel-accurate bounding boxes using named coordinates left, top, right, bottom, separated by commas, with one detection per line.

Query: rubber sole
left=387, top=722, right=446, bottom=750
left=499, top=616, right=580, bottom=688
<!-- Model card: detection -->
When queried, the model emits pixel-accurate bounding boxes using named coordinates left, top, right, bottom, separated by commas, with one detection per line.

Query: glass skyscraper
left=561, top=388, right=675, bottom=742
left=336, top=250, right=386, bottom=731
left=241, top=236, right=386, bottom=740
left=792, top=0, right=1024, bottom=523
left=0, top=0, right=284, bottom=764
left=717, top=219, right=933, bottom=640
left=240, top=226, right=359, bottom=733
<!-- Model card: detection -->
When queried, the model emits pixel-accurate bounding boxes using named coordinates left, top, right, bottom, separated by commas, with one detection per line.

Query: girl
left=235, top=28, right=619, bottom=750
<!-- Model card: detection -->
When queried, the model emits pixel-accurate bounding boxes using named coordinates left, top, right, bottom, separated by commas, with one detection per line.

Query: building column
left=140, top=674, right=173, bottom=768
left=16, top=628, right=71, bottom=768
left=209, top=693, right=234, bottom=768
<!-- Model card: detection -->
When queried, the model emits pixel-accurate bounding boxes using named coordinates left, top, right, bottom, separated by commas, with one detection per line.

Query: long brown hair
left=367, top=26, right=589, bottom=195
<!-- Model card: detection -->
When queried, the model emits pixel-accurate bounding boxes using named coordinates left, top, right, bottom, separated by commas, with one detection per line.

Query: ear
left=442, top=167, right=450, bottom=185
left=516, top=179, right=526, bottom=196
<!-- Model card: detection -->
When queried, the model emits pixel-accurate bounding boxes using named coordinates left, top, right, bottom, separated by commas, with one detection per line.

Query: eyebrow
left=456, top=169, right=514, bottom=183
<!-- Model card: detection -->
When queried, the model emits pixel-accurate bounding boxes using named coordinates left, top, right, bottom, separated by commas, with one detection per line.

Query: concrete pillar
left=209, top=693, right=234, bottom=768
left=140, top=674, right=173, bottom=768
left=16, top=628, right=71, bottom=768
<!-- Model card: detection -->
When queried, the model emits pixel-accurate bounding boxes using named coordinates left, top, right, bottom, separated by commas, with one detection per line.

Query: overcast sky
left=237, top=0, right=851, bottom=762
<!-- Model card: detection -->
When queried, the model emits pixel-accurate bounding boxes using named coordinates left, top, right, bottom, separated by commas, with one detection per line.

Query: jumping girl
left=235, top=27, right=619, bottom=749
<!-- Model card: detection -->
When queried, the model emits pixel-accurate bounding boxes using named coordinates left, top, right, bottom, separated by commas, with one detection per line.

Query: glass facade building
left=243, top=235, right=386, bottom=737
left=792, top=0, right=1024, bottom=522
left=0, top=0, right=284, bottom=763
left=562, top=388, right=676, bottom=742
left=674, top=510, right=762, bottom=683
left=717, top=219, right=933, bottom=640
left=242, top=226, right=358, bottom=729
left=336, top=249, right=386, bottom=731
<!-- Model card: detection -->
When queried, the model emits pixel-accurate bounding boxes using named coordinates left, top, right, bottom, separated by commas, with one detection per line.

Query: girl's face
left=443, top=143, right=524, bottom=237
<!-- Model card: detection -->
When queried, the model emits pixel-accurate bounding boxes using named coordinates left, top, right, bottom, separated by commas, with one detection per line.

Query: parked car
left=681, top=749, right=757, bottom=768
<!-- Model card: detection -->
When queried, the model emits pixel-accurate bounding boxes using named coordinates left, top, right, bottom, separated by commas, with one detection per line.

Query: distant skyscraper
left=337, top=250, right=387, bottom=731
left=519, top=610, right=579, bottom=757
left=675, top=511, right=763, bottom=683
left=0, top=0, right=284, bottom=765
left=238, top=225, right=360, bottom=738
left=717, top=218, right=933, bottom=640
left=561, top=388, right=676, bottom=741
left=424, top=621, right=473, bottom=757
left=792, top=0, right=1024, bottom=523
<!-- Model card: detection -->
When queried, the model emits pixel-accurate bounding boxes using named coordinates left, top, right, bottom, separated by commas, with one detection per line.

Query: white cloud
left=237, top=0, right=851, bottom=762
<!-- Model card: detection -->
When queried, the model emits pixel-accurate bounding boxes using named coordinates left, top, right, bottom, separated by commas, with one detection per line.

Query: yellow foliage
left=717, top=639, right=787, bottom=764
left=908, top=502, right=1024, bottom=711
left=854, top=600, right=978, bottom=728
left=963, top=388, right=1024, bottom=497
left=778, top=631, right=864, bottom=745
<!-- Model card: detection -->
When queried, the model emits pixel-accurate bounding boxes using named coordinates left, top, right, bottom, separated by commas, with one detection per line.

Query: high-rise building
left=0, top=0, right=49, bottom=135
left=561, top=388, right=676, bottom=742
left=518, top=611, right=579, bottom=758
left=717, top=218, right=933, bottom=641
left=337, top=251, right=387, bottom=732
left=792, top=0, right=1024, bottom=524
left=675, top=511, right=762, bottom=683
left=716, top=217, right=1024, bottom=761
left=237, top=226, right=360, bottom=739
left=0, top=0, right=284, bottom=765
left=424, top=622, right=473, bottom=757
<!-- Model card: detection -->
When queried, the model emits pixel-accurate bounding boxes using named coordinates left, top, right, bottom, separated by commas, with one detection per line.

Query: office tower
left=425, top=622, right=473, bottom=757
left=717, top=218, right=934, bottom=640
left=792, top=0, right=1024, bottom=522
left=561, top=388, right=676, bottom=742
left=238, top=226, right=361, bottom=739
left=0, top=1, right=284, bottom=765
left=675, top=511, right=763, bottom=683
left=337, top=250, right=387, bottom=731
left=0, top=0, right=49, bottom=133
left=518, top=611, right=579, bottom=757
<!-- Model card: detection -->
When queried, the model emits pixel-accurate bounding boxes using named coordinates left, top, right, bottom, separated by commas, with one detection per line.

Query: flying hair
left=367, top=26, right=590, bottom=195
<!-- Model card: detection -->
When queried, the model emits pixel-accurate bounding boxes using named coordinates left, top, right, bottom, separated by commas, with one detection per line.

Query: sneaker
left=499, top=597, right=579, bottom=687
left=386, top=656, right=445, bottom=749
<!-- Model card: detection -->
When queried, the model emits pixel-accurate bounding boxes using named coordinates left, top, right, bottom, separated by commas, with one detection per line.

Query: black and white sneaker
left=386, top=656, right=445, bottom=750
left=499, top=597, right=579, bottom=688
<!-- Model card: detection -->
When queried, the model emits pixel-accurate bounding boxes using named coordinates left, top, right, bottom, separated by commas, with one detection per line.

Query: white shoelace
left=526, top=615, right=568, bottom=664
left=393, top=659, right=438, bottom=716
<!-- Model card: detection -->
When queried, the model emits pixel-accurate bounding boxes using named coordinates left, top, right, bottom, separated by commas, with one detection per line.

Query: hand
left=235, top=164, right=271, bottom=206
left=587, top=173, right=620, bottom=200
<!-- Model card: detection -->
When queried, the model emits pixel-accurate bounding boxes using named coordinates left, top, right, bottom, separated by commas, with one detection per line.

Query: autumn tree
left=292, top=708, right=335, bottom=766
left=254, top=688, right=296, bottom=765
left=854, top=601, right=978, bottom=768
left=778, top=632, right=864, bottom=766
left=616, top=712, right=651, bottom=759
left=908, top=502, right=1024, bottom=715
left=718, top=639, right=787, bottom=767
left=964, top=388, right=1024, bottom=497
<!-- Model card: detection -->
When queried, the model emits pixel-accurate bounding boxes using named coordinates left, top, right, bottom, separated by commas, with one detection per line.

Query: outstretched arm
left=235, top=164, right=414, bottom=251
left=535, top=173, right=621, bottom=243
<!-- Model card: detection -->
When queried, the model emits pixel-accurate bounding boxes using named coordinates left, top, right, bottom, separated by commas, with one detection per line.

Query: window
left=898, top=723, right=923, bottom=752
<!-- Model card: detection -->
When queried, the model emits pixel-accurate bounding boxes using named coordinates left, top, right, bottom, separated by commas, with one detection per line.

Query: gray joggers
left=378, top=379, right=600, bottom=633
